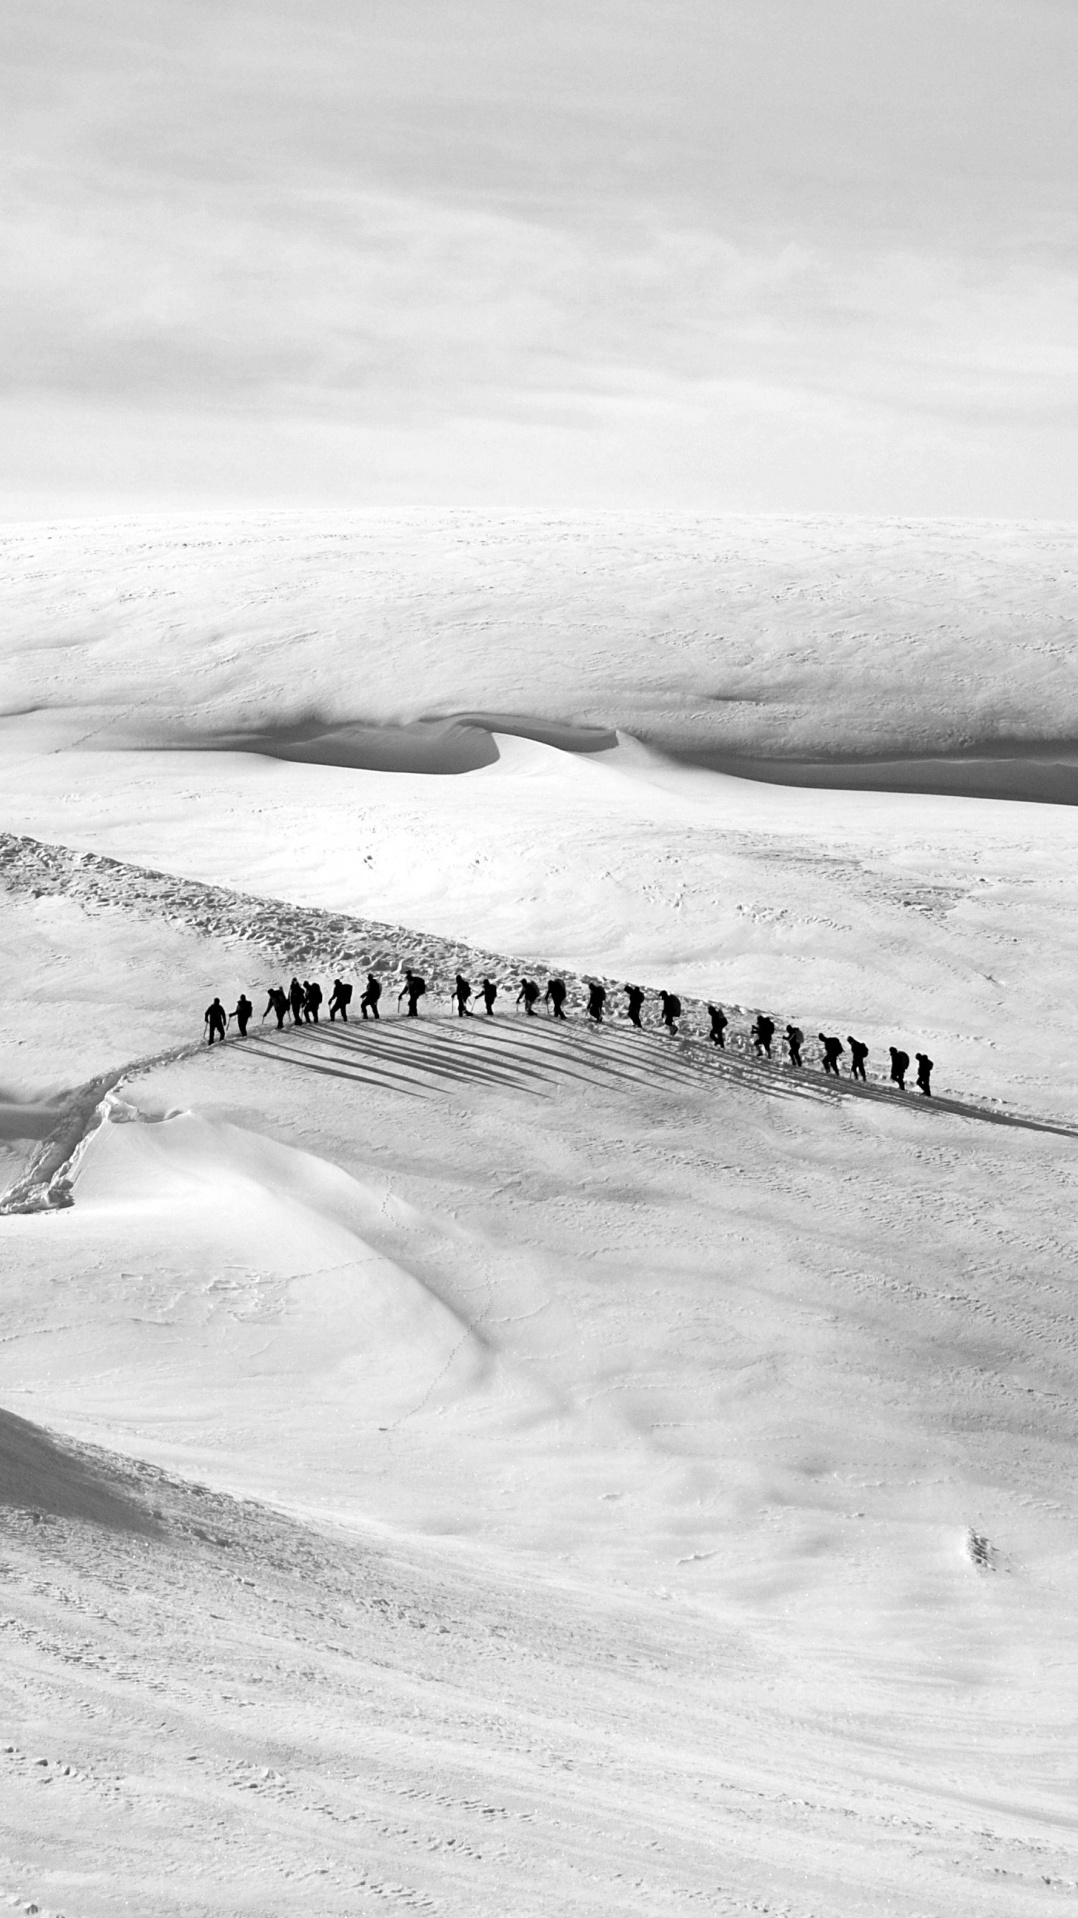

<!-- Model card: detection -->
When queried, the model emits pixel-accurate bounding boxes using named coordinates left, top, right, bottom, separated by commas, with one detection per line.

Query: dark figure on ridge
left=659, top=990, right=681, bottom=1035
left=264, top=986, right=289, bottom=1030
left=453, top=973, right=473, bottom=1017
left=545, top=977, right=568, bottom=1020
left=481, top=978, right=498, bottom=1015
left=399, top=969, right=427, bottom=1017
left=785, top=1024, right=803, bottom=1068
left=305, top=980, right=323, bottom=1024
left=889, top=1046, right=909, bottom=1090
left=916, top=1052, right=933, bottom=1096
left=360, top=973, right=381, bottom=1020
left=708, top=1004, right=728, bottom=1048
left=625, top=984, right=645, bottom=1029
left=586, top=981, right=607, bottom=1024
left=848, top=1036, right=868, bottom=1082
left=516, top=978, right=541, bottom=1016
left=289, top=977, right=305, bottom=1025
left=752, top=1014, right=775, bottom=1059
left=820, top=1034, right=844, bottom=1075
left=233, top=993, right=253, bottom=1038
left=328, top=978, right=352, bottom=1022
left=204, top=996, right=226, bottom=1045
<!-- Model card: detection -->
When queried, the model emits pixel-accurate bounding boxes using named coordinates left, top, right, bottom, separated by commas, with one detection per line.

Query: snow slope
left=3, top=723, right=1077, bottom=1124
left=2, top=512, right=1077, bottom=759
left=1, top=512, right=1077, bottom=1915
left=2, top=846, right=1077, bottom=1913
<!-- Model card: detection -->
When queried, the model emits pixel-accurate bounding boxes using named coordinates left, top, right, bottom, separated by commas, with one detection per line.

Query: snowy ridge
left=2, top=830, right=1069, bottom=1149
left=0, top=828, right=589, bottom=1004
left=4, top=849, right=1078, bottom=1908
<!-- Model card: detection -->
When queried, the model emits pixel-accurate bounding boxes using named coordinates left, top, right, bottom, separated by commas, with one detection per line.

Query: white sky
left=4, top=0, right=1077, bottom=516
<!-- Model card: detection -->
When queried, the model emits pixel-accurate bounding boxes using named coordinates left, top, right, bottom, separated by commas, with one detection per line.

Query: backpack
left=668, top=995, right=682, bottom=1017
left=339, top=982, right=353, bottom=1003
left=412, top=976, right=427, bottom=997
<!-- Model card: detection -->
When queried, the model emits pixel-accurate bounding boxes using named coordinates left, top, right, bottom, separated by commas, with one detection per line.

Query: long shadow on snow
left=247, top=1017, right=689, bottom=1103
left=245, top=1019, right=1078, bottom=1140
left=305, top=1025, right=559, bottom=1096
left=692, top=1046, right=1078, bottom=1141
left=305, top=1015, right=694, bottom=1098
left=249, top=1026, right=551, bottom=1101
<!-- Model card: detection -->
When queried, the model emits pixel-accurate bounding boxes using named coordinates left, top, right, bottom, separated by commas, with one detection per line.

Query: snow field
left=2, top=511, right=1077, bottom=1914
left=2, top=976, right=1077, bottom=1912
left=3, top=512, right=1077, bottom=758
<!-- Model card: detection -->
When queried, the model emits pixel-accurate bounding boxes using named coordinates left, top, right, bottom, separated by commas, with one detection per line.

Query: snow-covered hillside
left=1, top=513, right=1076, bottom=1916
left=3, top=512, right=1077, bottom=757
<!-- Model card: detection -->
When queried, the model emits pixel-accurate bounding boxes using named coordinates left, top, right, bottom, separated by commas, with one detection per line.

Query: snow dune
left=3, top=511, right=1077, bottom=765
left=2, top=512, right=1077, bottom=1914
left=3, top=926, right=1077, bottom=1912
left=2, top=856, right=1075, bottom=1632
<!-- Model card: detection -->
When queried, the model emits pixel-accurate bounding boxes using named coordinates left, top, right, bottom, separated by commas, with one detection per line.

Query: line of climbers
left=204, top=970, right=934, bottom=1095
left=744, top=1012, right=932, bottom=1096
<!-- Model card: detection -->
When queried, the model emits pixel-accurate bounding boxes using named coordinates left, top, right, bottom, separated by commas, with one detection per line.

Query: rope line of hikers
left=204, top=968, right=934, bottom=1096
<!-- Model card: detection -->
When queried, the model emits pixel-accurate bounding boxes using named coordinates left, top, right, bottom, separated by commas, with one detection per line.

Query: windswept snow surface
left=3, top=512, right=1078, bottom=760
left=1, top=513, right=1077, bottom=1915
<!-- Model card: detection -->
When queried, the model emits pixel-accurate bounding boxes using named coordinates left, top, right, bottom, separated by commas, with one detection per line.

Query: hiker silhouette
left=889, top=1046, right=909, bottom=1090
left=751, top=1015, right=774, bottom=1058
left=586, top=981, right=606, bottom=1023
left=453, top=973, right=474, bottom=1017
left=399, top=969, right=427, bottom=1017
left=708, top=1004, right=728, bottom=1048
left=304, top=980, right=323, bottom=1024
left=481, top=978, right=498, bottom=1015
left=264, top=986, right=288, bottom=1029
left=848, top=1036, right=868, bottom=1082
left=545, top=977, right=568, bottom=1020
left=625, top=984, right=645, bottom=1029
left=289, top=977, right=304, bottom=1025
left=204, top=997, right=226, bottom=1045
left=785, top=1024, right=803, bottom=1067
left=233, top=994, right=253, bottom=1037
left=819, top=1034, right=844, bottom=1075
left=916, top=1052, right=933, bottom=1096
left=360, top=974, right=381, bottom=1020
left=328, top=979, right=353, bottom=1022
left=659, top=990, right=681, bottom=1034
left=516, top=978, right=540, bottom=1016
